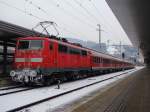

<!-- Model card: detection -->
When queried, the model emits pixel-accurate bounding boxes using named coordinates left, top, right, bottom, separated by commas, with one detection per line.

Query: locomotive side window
left=69, top=47, right=80, bottom=55
left=49, top=42, right=53, bottom=50
left=81, top=50, right=87, bottom=56
left=58, top=44, right=68, bottom=53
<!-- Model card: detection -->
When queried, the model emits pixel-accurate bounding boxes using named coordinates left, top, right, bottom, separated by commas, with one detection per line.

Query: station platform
left=67, top=67, right=150, bottom=112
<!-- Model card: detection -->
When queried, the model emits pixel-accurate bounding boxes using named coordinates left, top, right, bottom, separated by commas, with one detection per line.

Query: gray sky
left=0, top=0, right=132, bottom=45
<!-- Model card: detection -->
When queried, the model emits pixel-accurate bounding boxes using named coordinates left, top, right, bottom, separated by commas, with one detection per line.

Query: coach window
left=101, top=58, right=103, bottom=63
left=94, top=57, right=96, bottom=63
left=96, top=57, right=98, bottom=63
left=103, top=59, right=106, bottom=64
left=107, top=59, right=109, bottom=63
left=93, top=57, right=96, bottom=63
left=95, top=57, right=97, bottom=63
left=58, top=44, right=68, bottom=53
left=97, top=57, right=99, bottom=63
left=98, top=57, right=100, bottom=63
left=93, top=57, right=95, bottom=63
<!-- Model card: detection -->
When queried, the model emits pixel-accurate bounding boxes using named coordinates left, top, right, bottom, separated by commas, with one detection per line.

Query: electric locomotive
left=10, top=36, right=134, bottom=85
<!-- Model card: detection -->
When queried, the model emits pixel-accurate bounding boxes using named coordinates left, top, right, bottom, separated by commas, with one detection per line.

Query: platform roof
left=106, top=0, right=150, bottom=64
left=0, top=20, right=46, bottom=46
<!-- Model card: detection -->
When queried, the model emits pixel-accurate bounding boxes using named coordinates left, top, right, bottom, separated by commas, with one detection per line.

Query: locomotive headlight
left=29, top=70, right=37, bottom=77
left=10, top=71, right=16, bottom=77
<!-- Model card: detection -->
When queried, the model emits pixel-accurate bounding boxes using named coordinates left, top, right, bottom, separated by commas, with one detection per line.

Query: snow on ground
left=0, top=67, right=144, bottom=112
left=28, top=67, right=143, bottom=112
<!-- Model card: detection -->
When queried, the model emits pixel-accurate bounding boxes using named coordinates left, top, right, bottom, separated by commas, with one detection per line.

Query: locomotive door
left=49, top=42, right=58, bottom=70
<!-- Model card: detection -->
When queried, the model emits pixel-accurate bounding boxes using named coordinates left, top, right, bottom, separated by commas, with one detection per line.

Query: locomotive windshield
left=18, top=40, right=43, bottom=50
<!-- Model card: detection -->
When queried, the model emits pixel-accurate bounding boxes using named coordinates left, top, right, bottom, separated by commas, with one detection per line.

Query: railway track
left=0, top=85, right=22, bottom=91
left=0, top=87, right=36, bottom=96
left=0, top=69, right=134, bottom=97
left=7, top=69, right=135, bottom=112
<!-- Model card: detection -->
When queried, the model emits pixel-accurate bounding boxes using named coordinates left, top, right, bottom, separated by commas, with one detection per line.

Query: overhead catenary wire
left=0, top=0, right=122, bottom=43
left=88, top=0, right=121, bottom=39
left=25, top=0, right=109, bottom=42
left=24, top=0, right=88, bottom=38
left=0, top=0, right=82, bottom=38
left=24, top=0, right=55, bottom=22
left=62, top=0, right=114, bottom=38
left=59, top=0, right=115, bottom=42
left=62, top=0, right=119, bottom=40
left=73, top=0, right=111, bottom=41
left=57, top=25, right=85, bottom=38
left=48, top=0, right=97, bottom=30
left=62, top=0, right=114, bottom=42
left=73, top=0, right=121, bottom=40
left=62, top=0, right=97, bottom=28
left=26, top=0, right=96, bottom=30
left=0, top=0, right=44, bottom=21
left=90, top=0, right=131, bottom=44
left=73, top=0, right=100, bottom=24
left=27, top=0, right=47, bottom=14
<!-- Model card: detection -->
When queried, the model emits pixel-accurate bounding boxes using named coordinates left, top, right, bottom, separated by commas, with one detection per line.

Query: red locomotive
left=10, top=37, right=134, bottom=84
left=10, top=36, right=134, bottom=85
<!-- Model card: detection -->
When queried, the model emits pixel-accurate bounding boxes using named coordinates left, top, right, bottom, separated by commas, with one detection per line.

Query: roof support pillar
left=2, top=41, right=7, bottom=75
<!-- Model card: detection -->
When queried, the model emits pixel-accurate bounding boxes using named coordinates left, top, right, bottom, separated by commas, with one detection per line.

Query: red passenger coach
left=10, top=36, right=134, bottom=85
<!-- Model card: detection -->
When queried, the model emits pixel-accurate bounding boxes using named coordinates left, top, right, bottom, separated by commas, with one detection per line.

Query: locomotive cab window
left=18, top=40, right=43, bottom=50
left=18, top=40, right=29, bottom=49
left=30, top=40, right=43, bottom=49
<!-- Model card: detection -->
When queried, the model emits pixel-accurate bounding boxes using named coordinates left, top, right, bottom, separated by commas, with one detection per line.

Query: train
left=10, top=36, right=134, bottom=85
